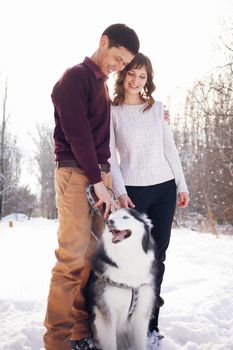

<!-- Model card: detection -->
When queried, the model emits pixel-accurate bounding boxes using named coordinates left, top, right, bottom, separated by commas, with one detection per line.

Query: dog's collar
left=94, top=270, right=151, bottom=316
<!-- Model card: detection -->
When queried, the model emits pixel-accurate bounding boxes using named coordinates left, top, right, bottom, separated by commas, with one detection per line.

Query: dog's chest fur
left=103, top=249, right=154, bottom=287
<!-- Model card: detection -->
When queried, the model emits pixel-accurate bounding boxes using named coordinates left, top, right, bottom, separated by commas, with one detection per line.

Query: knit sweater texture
left=109, top=101, right=188, bottom=198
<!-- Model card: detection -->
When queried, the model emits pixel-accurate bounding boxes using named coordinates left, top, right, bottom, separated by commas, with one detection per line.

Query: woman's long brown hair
left=112, top=53, right=156, bottom=111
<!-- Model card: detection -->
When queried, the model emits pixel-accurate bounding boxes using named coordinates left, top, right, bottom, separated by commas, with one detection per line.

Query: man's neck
left=90, top=51, right=99, bottom=67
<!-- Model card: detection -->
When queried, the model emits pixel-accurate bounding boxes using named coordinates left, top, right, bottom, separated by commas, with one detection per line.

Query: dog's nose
left=107, top=219, right=115, bottom=225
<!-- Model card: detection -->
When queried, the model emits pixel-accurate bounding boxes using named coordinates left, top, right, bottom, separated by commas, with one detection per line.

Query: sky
left=0, top=0, right=233, bottom=192
left=0, top=216, right=232, bottom=349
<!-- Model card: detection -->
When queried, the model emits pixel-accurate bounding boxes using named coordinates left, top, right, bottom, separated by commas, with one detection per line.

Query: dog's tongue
left=118, top=231, right=126, bottom=240
left=112, top=230, right=126, bottom=241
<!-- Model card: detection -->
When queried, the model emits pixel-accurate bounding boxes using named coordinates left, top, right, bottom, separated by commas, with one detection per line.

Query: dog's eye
left=123, top=215, right=129, bottom=219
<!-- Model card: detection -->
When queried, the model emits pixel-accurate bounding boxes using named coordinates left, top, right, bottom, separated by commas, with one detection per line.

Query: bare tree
left=0, top=80, right=8, bottom=218
left=172, top=28, right=233, bottom=232
left=3, top=184, right=37, bottom=218
left=33, top=123, right=56, bottom=219
left=0, top=79, right=23, bottom=219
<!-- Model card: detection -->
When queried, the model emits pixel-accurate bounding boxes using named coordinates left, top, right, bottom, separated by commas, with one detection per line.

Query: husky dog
left=86, top=208, right=156, bottom=350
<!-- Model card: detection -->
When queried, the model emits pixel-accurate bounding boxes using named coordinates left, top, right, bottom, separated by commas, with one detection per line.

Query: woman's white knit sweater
left=109, top=101, right=188, bottom=198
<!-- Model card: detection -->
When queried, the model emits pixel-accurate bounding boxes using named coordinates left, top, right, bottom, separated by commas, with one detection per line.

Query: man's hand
left=177, top=192, right=190, bottom=208
left=118, top=194, right=135, bottom=208
left=163, top=105, right=170, bottom=122
left=93, top=181, right=119, bottom=219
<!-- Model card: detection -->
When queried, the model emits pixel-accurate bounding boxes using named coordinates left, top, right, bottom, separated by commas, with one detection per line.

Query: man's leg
left=44, top=167, right=92, bottom=350
left=71, top=170, right=112, bottom=341
left=71, top=233, right=97, bottom=341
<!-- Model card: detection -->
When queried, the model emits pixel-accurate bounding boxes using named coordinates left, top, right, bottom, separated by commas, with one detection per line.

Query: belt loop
left=56, top=161, right=60, bottom=169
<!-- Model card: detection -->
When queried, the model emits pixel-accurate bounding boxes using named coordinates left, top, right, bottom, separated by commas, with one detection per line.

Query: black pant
left=126, top=179, right=176, bottom=330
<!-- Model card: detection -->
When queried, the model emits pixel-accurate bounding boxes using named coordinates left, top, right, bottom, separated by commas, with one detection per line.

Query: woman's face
left=123, top=65, right=148, bottom=95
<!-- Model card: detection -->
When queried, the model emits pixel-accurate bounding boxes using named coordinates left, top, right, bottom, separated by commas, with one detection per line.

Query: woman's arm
left=109, top=110, right=128, bottom=199
left=109, top=109, right=135, bottom=208
left=161, top=104, right=189, bottom=199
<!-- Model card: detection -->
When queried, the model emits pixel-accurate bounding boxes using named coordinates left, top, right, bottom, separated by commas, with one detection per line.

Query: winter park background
left=1, top=0, right=233, bottom=349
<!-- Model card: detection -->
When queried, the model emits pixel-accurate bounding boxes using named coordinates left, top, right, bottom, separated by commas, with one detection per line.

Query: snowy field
left=0, top=216, right=233, bottom=350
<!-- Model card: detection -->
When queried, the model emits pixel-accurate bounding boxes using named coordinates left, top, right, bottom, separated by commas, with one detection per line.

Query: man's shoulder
left=53, top=62, right=90, bottom=92
left=62, top=62, right=89, bottom=80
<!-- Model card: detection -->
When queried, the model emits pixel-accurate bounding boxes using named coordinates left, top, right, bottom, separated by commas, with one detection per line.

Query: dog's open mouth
left=110, top=229, right=132, bottom=243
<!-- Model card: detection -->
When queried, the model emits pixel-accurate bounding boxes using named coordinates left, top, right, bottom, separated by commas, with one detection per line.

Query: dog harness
left=94, top=271, right=151, bottom=317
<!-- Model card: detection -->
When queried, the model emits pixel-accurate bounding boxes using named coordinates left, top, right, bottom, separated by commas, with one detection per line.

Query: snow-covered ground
left=0, top=217, right=233, bottom=350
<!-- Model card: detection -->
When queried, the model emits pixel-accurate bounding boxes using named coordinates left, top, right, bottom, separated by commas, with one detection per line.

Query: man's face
left=98, top=35, right=135, bottom=76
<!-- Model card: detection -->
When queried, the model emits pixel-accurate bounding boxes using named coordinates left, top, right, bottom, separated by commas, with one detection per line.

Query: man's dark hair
left=102, top=23, right=140, bottom=55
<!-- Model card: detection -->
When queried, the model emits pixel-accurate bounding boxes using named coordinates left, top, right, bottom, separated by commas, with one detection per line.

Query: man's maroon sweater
left=52, top=57, right=110, bottom=184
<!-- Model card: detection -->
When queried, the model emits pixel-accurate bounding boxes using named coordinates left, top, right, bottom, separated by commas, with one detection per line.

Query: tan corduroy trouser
left=43, top=167, right=111, bottom=350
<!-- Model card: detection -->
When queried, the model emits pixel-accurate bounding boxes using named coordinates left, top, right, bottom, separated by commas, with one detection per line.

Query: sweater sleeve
left=160, top=103, right=189, bottom=193
left=109, top=109, right=127, bottom=198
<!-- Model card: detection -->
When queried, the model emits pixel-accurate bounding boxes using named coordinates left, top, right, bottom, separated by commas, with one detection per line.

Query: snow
left=0, top=218, right=233, bottom=350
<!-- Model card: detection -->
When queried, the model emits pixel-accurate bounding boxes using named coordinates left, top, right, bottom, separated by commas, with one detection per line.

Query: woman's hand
left=177, top=192, right=190, bottom=208
left=118, top=194, right=135, bottom=208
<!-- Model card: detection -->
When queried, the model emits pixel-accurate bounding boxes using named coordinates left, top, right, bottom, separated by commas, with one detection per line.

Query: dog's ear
left=140, top=213, right=153, bottom=231
left=141, top=214, right=154, bottom=253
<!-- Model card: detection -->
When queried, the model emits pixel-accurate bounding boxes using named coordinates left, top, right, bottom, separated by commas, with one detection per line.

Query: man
left=44, top=24, right=140, bottom=350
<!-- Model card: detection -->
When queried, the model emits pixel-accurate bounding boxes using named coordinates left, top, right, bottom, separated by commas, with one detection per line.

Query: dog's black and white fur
left=86, top=208, right=157, bottom=350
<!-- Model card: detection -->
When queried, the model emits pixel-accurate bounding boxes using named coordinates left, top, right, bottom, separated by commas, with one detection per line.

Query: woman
left=109, top=53, right=189, bottom=344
